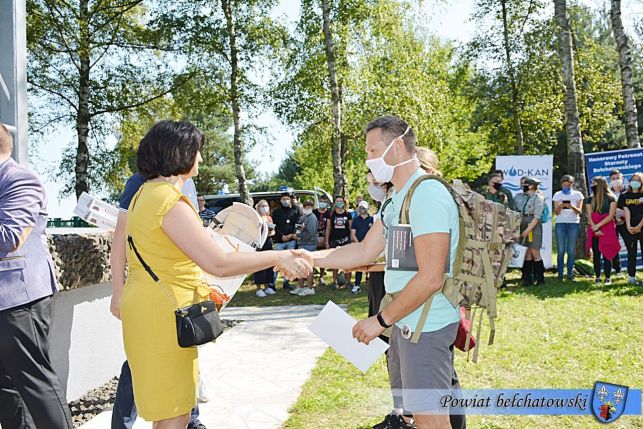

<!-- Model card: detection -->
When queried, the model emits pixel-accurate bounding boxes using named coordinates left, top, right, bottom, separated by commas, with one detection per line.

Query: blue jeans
left=112, top=361, right=201, bottom=429
left=555, top=222, right=580, bottom=278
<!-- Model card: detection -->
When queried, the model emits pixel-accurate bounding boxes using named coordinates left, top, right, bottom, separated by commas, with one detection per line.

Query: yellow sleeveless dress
left=120, top=181, right=211, bottom=421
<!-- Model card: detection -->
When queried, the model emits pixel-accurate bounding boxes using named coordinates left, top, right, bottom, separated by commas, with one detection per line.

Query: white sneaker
left=298, top=288, right=315, bottom=296
left=256, top=289, right=267, bottom=298
left=604, top=278, right=612, bottom=286
left=290, top=287, right=305, bottom=295
left=628, top=277, right=638, bottom=284
left=264, top=287, right=276, bottom=295
left=351, top=285, right=361, bottom=294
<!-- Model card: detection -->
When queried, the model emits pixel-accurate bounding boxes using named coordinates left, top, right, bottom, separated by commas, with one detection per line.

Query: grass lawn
left=228, top=269, right=643, bottom=429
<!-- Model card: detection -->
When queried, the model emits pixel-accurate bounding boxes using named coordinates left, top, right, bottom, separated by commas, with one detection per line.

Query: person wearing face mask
left=519, top=177, right=547, bottom=286
left=585, top=176, right=619, bottom=286
left=350, top=201, right=374, bottom=294
left=351, top=195, right=365, bottom=219
left=271, top=192, right=301, bottom=290
left=253, top=200, right=277, bottom=298
left=513, top=176, right=529, bottom=215
left=326, top=196, right=353, bottom=288
left=290, top=200, right=319, bottom=296
left=552, top=175, right=584, bottom=282
left=483, top=172, right=510, bottom=207
left=617, top=172, right=643, bottom=284
left=311, top=116, right=464, bottom=429
left=610, top=170, right=626, bottom=276
left=313, top=199, right=332, bottom=285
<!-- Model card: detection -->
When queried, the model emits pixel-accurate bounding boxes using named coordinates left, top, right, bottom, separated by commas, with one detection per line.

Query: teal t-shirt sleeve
left=408, top=181, right=453, bottom=237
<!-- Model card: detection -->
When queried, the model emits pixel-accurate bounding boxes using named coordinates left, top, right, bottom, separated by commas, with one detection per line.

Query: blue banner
left=585, top=148, right=643, bottom=188
left=393, top=388, right=642, bottom=418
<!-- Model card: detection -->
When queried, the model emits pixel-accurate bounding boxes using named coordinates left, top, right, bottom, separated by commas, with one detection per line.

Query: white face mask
left=368, top=183, right=388, bottom=203
left=611, top=179, right=623, bottom=189
left=303, top=208, right=313, bottom=216
left=259, top=206, right=269, bottom=214
left=365, top=128, right=417, bottom=183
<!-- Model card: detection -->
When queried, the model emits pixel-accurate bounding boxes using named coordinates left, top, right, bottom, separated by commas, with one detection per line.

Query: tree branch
left=29, top=81, right=79, bottom=112
left=90, top=73, right=195, bottom=117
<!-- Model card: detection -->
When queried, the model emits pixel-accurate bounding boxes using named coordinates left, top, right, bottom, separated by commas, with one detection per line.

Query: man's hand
left=110, top=293, right=121, bottom=320
left=274, top=249, right=313, bottom=280
left=352, top=316, right=385, bottom=345
left=291, top=248, right=315, bottom=268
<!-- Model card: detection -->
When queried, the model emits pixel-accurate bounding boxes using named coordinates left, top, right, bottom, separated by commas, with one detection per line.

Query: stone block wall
left=47, top=232, right=113, bottom=290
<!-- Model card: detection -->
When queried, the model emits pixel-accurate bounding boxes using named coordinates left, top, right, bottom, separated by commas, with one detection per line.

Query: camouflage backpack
left=397, top=175, right=521, bottom=362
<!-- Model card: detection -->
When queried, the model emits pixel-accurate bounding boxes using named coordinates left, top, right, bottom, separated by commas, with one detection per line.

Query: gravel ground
left=70, top=319, right=241, bottom=428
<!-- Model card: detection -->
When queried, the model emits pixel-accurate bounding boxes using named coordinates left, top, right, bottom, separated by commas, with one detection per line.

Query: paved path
left=80, top=304, right=339, bottom=429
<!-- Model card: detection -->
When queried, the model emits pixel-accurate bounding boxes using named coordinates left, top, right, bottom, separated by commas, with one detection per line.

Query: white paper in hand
left=309, top=301, right=389, bottom=373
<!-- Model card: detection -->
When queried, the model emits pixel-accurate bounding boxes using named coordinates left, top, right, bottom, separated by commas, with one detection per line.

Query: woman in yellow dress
left=120, top=120, right=313, bottom=428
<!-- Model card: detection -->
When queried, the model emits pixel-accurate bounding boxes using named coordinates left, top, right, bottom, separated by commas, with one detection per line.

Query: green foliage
left=273, top=0, right=491, bottom=203
left=27, top=0, right=185, bottom=197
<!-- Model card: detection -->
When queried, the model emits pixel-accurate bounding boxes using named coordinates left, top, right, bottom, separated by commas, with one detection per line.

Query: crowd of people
left=481, top=166, right=643, bottom=287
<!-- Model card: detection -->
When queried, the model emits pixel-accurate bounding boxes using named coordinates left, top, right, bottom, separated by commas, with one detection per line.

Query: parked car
left=203, top=187, right=333, bottom=216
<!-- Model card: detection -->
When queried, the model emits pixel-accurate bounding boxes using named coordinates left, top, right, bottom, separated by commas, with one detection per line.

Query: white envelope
left=309, top=301, right=389, bottom=373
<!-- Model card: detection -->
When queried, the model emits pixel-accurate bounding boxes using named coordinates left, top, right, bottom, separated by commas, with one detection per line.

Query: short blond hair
left=416, top=147, right=442, bottom=177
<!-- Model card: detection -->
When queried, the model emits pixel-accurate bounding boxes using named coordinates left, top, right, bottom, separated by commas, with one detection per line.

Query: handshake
left=273, top=249, right=316, bottom=280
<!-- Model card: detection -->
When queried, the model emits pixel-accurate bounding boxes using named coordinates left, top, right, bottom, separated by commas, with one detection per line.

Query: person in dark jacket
left=272, top=192, right=301, bottom=289
left=291, top=200, right=318, bottom=296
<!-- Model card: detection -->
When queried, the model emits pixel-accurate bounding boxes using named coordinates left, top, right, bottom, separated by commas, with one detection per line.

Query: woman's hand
left=110, top=293, right=121, bottom=320
left=275, top=250, right=313, bottom=280
left=520, top=230, right=530, bottom=239
left=628, top=225, right=636, bottom=234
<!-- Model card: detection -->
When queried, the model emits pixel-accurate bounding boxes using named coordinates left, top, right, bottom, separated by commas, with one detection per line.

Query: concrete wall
left=49, top=282, right=125, bottom=402
left=46, top=230, right=124, bottom=402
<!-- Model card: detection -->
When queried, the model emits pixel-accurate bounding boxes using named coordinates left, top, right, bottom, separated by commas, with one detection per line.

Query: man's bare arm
left=313, top=220, right=386, bottom=270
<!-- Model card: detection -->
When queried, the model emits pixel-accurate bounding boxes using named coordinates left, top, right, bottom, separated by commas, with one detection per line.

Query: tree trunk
left=75, top=0, right=91, bottom=200
left=554, top=0, right=588, bottom=258
left=500, top=0, right=524, bottom=155
left=610, top=0, right=640, bottom=148
left=222, top=0, right=252, bottom=206
left=321, top=0, right=347, bottom=197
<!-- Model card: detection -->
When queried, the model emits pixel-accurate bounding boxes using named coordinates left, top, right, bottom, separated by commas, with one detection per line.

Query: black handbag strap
left=127, top=235, right=159, bottom=282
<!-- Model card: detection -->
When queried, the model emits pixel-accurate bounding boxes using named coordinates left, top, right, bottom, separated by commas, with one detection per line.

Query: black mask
left=522, top=185, right=530, bottom=192
left=492, top=182, right=502, bottom=191
left=590, top=185, right=597, bottom=193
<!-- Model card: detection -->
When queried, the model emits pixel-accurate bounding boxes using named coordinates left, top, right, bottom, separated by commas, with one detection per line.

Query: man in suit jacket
left=0, top=124, right=72, bottom=428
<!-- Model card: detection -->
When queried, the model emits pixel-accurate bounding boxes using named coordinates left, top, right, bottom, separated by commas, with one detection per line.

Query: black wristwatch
left=377, top=311, right=392, bottom=329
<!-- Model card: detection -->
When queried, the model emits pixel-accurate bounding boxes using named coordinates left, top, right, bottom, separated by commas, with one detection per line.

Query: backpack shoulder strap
left=399, top=174, right=454, bottom=224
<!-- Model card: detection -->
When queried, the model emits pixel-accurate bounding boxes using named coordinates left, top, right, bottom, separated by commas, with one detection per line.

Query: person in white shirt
left=552, top=175, right=584, bottom=281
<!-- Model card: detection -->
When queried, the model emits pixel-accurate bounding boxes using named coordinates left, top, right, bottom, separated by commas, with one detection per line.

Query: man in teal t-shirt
left=312, top=116, right=462, bottom=429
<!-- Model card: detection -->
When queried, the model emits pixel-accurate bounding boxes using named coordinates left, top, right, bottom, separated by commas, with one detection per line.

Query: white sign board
left=496, top=155, right=554, bottom=268
left=73, top=192, right=119, bottom=230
